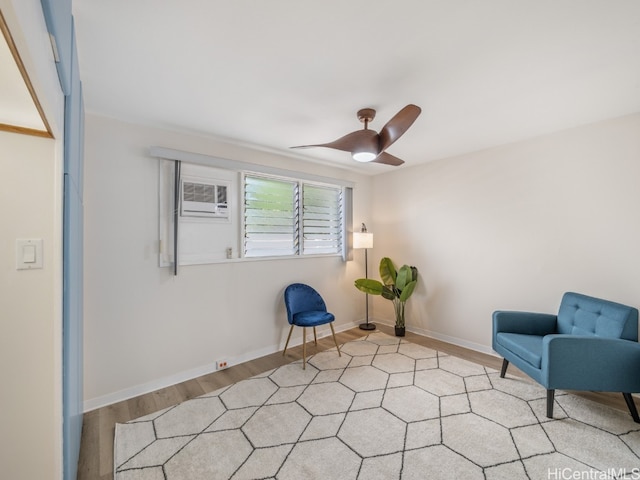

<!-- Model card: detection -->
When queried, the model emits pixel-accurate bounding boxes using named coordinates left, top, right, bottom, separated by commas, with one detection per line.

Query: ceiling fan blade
left=291, top=129, right=379, bottom=153
left=378, top=104, right=421, bottom=152
left=371, top=152, right=405, bottom=166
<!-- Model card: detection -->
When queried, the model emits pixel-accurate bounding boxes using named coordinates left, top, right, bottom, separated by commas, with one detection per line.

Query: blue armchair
left=493, top=292, right=640, bottom=422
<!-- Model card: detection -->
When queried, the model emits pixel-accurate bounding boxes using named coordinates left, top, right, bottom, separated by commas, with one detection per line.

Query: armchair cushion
left=495, top=333, right=544, bottom=369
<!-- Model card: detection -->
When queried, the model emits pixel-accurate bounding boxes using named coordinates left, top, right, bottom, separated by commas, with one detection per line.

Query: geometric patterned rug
left=114, top=333, right=640, bottom=479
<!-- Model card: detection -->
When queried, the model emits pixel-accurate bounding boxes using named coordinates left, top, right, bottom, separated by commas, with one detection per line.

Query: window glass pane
left=244, top=175, right=298, bottom=257
left=302, top=184, right=342, bottom=255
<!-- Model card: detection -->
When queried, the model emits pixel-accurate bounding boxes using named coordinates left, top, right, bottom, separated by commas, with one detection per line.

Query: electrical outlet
left=216, top=360, right=229, bottom=370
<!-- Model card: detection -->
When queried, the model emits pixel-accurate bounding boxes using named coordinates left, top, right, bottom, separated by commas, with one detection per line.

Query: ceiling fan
left=292, top=104, right=421, bottom=166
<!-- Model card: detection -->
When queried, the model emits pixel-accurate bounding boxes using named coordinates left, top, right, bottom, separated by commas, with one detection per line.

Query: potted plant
left=355, top=257, right=418, bottom=336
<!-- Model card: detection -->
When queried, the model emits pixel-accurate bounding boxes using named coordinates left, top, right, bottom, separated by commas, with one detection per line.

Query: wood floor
left=76, top=324, right=630, bottom=480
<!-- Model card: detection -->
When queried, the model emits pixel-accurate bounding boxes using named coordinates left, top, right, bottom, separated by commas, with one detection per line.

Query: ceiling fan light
left=352, top=151, right=377, bottom=162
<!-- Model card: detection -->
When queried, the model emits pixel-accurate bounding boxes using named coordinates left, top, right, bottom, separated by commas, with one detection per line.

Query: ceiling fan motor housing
left=357, top=108, right=376, bottom=127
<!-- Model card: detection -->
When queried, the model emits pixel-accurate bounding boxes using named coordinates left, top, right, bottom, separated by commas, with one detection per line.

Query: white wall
left=0, top=1, right=64, bottom=479
left=370, top=113, right=640, bottom=352
left=83, top=114, right=373, bottom=409
left=0, top=132, right=61, bottom=479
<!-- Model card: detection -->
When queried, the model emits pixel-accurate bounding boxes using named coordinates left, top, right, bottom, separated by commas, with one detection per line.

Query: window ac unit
left=181, top=179, right=229, bottom=218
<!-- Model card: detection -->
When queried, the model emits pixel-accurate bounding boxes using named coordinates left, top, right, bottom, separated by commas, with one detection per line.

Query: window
left=302, top=184, right=342, bottom=255
left=244, top=175, right=298, bottom=257
left=243, top=173, right=343, bottom=258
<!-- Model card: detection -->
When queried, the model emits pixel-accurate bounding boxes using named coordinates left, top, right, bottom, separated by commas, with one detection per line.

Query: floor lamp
left=354, top=223, right=375, bottom=331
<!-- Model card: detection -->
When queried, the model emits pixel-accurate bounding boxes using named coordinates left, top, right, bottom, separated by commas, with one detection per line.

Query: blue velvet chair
left=283, top=283, right=341, bottom=369
left=493, top=292, right=640, bottom=422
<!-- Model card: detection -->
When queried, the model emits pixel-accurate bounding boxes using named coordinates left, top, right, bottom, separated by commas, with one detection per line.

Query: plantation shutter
left=302, top=184, right=342, bottom=255
left=244, top=175, right=298, bottom=257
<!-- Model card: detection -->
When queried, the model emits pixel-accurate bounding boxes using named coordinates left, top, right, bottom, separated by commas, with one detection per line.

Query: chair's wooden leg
left=500, top=358, right=509, bottom=378
left=313, top=326, right=317, bottom=345
left=302, top=327, right=307, bottom=370
left=546, top=389, right=555, bottom=418
left=283, top=325, right=294, bottom=356
left=330, top=323, right=341, bottom=356
left=622, top=393, right=640, bottom=423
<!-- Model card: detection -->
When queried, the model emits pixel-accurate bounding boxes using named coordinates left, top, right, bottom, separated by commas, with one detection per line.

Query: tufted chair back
left=557, top=292, right=638, bottom=340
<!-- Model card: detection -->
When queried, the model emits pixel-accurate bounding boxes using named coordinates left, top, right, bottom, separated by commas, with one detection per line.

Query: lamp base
left=359, top=322, right=376, bottom=331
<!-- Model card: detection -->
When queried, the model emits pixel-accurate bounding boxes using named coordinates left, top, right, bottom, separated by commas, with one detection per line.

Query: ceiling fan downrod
left=357, top=108, right=376, bottom=130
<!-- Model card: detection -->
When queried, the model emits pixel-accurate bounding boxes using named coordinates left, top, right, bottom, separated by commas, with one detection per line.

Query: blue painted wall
left=62, top=24, right=84, bottom=480
left=40, top=1, right=84, bottom=478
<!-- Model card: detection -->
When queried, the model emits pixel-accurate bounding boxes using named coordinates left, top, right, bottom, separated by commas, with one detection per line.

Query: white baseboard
left=409, top=325, right=497, bottom=357
left=370, top=317, right=498, bottom=357
left=83, top=320, right=359, bottom=412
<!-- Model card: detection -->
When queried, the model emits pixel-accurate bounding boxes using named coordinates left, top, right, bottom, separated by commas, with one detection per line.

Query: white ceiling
left=72, top=1, right=640, bottom=174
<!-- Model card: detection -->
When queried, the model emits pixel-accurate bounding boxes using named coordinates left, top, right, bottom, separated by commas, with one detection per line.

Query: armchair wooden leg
left=330, top=323, right=341, bottom=356
left=313, top=326, right=318, bottom=345
left=302, top=327, right=307, bottom=370
left=500, top=359, right=509, bottom=378
left=283, top=325, right=294, bottom=356
left=546, top=389, right=555, bottom=418
left=622, top=393, right=640, bottom=423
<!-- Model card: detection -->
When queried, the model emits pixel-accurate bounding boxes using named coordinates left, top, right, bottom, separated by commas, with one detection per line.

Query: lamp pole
left=357, top=223, right=375, bottom=331
left=364, top=247, right=370, bottom=325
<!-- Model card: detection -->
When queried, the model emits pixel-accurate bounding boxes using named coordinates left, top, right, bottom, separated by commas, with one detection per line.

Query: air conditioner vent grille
left=183, top=182, right=215, bottom=204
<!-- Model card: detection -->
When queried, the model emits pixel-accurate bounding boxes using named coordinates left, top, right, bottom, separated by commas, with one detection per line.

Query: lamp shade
left=353, top=231, right=373, bottom=249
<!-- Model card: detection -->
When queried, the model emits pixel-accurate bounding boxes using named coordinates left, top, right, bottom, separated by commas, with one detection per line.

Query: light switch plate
left=16, top=238, right=43, bottom=270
